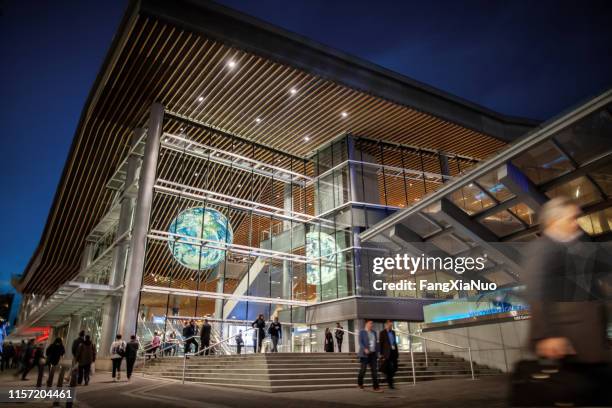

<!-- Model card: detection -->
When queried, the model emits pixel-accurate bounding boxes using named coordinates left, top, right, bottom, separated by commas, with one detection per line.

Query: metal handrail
left=395, top=329, right=474, bottom=382
left=182, top=328, right=255, bottom=384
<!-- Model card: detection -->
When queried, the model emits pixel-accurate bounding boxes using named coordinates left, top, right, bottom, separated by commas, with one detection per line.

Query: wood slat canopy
left=18, top=1, right=535, bottom=295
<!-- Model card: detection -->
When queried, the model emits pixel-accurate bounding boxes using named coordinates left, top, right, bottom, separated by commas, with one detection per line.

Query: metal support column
left=347, top=136, right=362, bottom=295
left=100, top=130, right=143, bottom=354
left=64, top=314, right=82, bottom=360
left=118, top=103, right=164, bottom=338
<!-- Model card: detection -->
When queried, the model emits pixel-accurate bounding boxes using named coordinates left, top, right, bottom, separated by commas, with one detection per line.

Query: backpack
left=113, top=342, right=126, bottom=357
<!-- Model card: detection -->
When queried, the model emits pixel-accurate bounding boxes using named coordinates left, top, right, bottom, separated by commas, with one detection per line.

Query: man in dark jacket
left=357, top=320, right=382, bottom=392
left=335, top=323, right=344, bottom=352
left=45, top=338, right=65, bottom=372
left=183, top=320, right=198, bottom=354
left=75, top=335, right=96, bottom=385
left=16, top=339, right=35, bottom=380
left=200, top=319, right=212, bottom=355
left=125, top=335, right=140, bottom=382
left=71, top=331, right=85, bottom=364
left=268, top=317, right=281, bottom=353
left=523, top=197, right=611, bottom=405
left=379, top=320, right=399, bottom=389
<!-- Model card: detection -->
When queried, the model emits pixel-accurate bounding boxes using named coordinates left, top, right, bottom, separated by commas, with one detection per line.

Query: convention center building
left=13, top=0, right=611, bottom=376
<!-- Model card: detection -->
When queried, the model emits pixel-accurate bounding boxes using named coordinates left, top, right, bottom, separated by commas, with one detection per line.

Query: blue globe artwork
left=305, top=231, right=342, bottom=285
left=167, top=207, right=233, bottom=271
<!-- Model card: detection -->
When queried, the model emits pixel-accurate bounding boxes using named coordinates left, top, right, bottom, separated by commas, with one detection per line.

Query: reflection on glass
left=509, top=203, right=536, bottom=225
left=589, top=162, right=612, bottom=196
left=577, top=208, right=612, bottom=236
left=512, top=141, right=574, bottom=184
left=477, top=170, right=514, bottom=202
left=554, top=105, right=612, bottom=164
left=545, top=176, right=601, bottom=207
left=480, top=210, right=525, bottom=237
left=449, top=183, right=495, bottom=215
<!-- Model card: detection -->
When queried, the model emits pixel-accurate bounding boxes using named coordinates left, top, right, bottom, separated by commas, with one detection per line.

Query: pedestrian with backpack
left=110, top=334, right=126, bottom=382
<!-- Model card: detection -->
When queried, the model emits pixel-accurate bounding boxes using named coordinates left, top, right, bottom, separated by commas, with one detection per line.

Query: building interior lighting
left=304, top=136, right=310, bottom=142
left=341, top=111, right=348, bottom=118
left=227, top=60, right=236, bottom=69
left=197, top=96, right=204, bottom=102
left=290, top=88, right=297, bottom=95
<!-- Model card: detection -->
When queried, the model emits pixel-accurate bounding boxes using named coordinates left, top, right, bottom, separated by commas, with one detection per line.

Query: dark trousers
left=236, top=343, right=242, bottom=354
left=20, top=362, right=33, bottom=380
left=336, top=339, right=343, bottom=352
left=201, top=337, right=210, bottom=355
left=382, top=350, right=399, bottom=388
left=111, top=357, right=122, bottom=378
left=78, top=364, right=91, bottom=385
left=126, top=357, right=136, bottom=379
left=357, top=353, right=379, bottom=389
left=271, top=336, right=279, bottom=352
left=257, top=331, right=264, bottom=352
left=184, top=338, right=198, bottom=354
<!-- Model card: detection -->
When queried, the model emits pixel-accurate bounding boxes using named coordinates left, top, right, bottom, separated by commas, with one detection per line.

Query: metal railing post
left=410, top=339, right=416, bottom=386
left=423, top=340, right=428, bottom=367
left=182, top=354, right=187, bottom=384
left=468, top=347, right=475, bottom=380
left=142, top=354, right=146, bottom=377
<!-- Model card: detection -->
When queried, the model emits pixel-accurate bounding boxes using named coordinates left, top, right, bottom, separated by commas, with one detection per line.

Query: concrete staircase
left=142, top=352, right=501, bottom=392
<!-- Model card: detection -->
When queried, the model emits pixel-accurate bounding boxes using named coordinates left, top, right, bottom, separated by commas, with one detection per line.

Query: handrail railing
left=395, top=329, right=474, bottom=383
left=181, top=328, right=256, bottom=384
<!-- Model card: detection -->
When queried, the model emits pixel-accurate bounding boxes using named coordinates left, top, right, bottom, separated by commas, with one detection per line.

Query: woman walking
left=324, top=328, right=334, bottom=352
left=110, top=334, right=126, bottom=382
left=75, top=335, right=96, bottom=385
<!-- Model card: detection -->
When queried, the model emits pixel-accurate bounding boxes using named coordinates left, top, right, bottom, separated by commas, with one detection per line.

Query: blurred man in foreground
left=522, top=197, right=610, bottom=406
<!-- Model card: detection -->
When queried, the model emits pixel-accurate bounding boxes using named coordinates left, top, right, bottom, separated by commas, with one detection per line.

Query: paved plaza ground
left=0, top=368, right=510, bottom=408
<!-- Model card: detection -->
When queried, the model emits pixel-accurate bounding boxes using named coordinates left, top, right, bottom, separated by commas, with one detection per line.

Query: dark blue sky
left=1, top=0, right=611, bottom=290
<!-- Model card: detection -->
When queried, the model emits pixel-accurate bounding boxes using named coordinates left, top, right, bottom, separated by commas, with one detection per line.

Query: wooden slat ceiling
left=21, top=14, right=506, bottom=295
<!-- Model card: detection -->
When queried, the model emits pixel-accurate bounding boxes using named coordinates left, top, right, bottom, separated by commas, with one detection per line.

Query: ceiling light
left=163, top=137, right=169, bottom=142
left=468, top=183, right=474, bottom=188
left=255, top=118, right=262, bottom=123
left=304, top=136, right=310, bottom=142
left=341, top=112, right=348, bottom=118
left=237, top=184, right=242, bottom=188
left=290, top=88, right=297, bottom=95
left=194, top=172, right=199, bottom=177
left=197, top=96, right=204, bottom=102
left=227, top=60, right=236, bottom=69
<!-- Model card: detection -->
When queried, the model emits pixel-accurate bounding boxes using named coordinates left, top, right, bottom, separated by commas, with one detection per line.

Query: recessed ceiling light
left=290, top=88, right=297, bottom=95
left=341, top=112, right=348, bottom=118
left=194, top=172, right=199, bottom=177
left=179, top=127, right=185, bottom=131
left=197, top=96, right=204, bottom=102
left=304, top=136, right=310, bottom=142
left=255, top=118, right=262, bottom=123
left=227, top=60, right=236, bottom=69
left=237, top=184, right=242, bottom=188
left=163, top=137, right=169, bottom=142
left=468, top=183, right=474, bottom=188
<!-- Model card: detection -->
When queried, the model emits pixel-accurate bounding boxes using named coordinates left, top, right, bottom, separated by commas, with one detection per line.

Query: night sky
left=0, top=0, right=611, bottom=292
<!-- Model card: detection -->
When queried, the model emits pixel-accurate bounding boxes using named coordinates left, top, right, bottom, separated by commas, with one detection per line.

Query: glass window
left=554, top=105, right=612, bottom=165
left=512, top=141, right=574, bottom=184
left=476, top=170, right=514, bottom=202
left=589, top=162, right=612, bottom=197
left=545, top=176, right=602, bottom=207
left=480, top=210, right=525, bottom=237
left=448, top=183, right=496, bottom=215
left=509, top=203, right=537, bottom=226
left=577, top=208, right=612, bottom=236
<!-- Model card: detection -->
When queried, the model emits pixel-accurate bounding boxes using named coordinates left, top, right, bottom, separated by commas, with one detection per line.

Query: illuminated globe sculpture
left=167, top=207, right=233, bottom=273
left=305, top=231, right=342, bottom=285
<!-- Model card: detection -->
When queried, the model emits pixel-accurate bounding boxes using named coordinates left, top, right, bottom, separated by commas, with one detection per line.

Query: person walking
left=183, top=320, right=198, bottom=354
left=149, top=331, right=161, bottom=358
left=334, top=323, right=344, bottom=352
left=75, top=335, right=96, bottom=386
left=520, top=197, right=611, bottom=406
left=200, top=319, right=212, bottom=355
left=324, top=328, right=334, bottom=352
left=379, top=320, right=399, bottom=389
left=235, top=330, right=244, bottom=355
left=71, top=330, right=85, bottom=366
left=252, top=314, right=266, bottom=353
left=125, top=335, right=140, bottom=382
left=268, top=317, right=282, bottom=353
left=2, top=342, right=15, bottom=371
left=45, top=338, right=65, bottom=375
left=16, top=339, right=35, bottom=380
left=357, top=320, right=381, bottom=392
left=110, top=334, right=126, bottom=382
